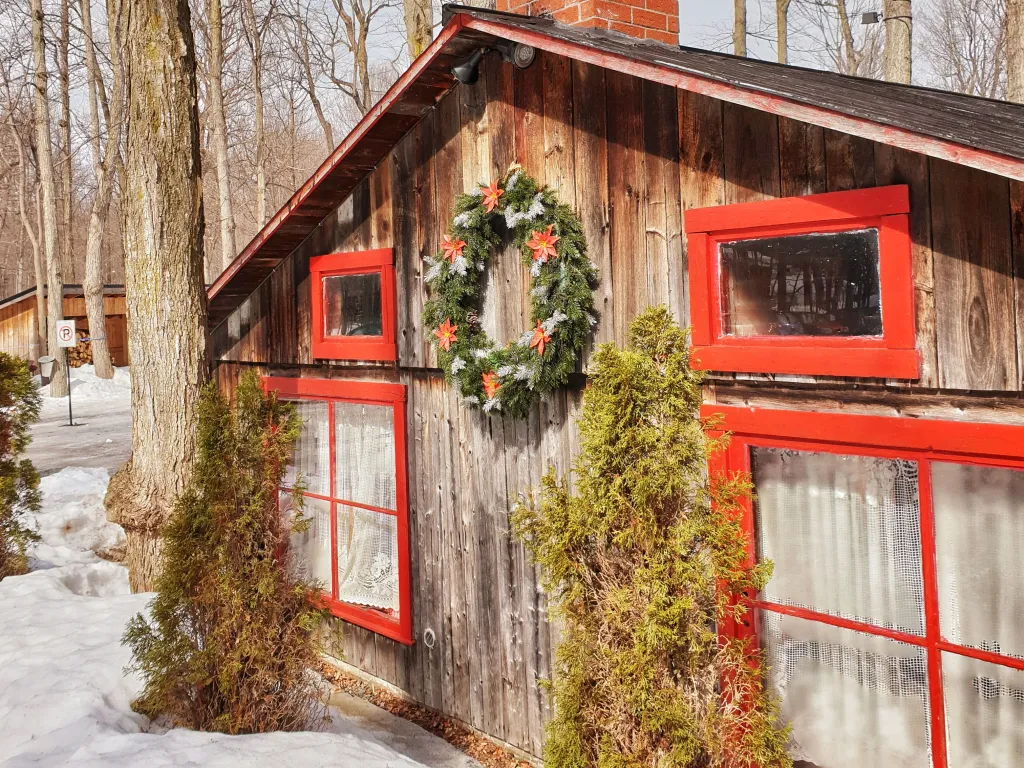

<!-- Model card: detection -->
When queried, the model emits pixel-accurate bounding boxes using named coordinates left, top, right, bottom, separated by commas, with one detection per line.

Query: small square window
left=310, top=249, right=396, bottom=361
left=685, top=185, right=918, bottom=379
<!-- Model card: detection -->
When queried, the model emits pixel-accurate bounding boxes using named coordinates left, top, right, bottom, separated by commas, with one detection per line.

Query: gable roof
left=207, top=4, right=1024, bottom=327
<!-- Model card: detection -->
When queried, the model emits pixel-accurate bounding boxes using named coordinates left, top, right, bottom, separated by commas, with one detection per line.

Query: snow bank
left=42, top=364, right=131, bottom=402
left=0, top=470, right=443, bottom=768
left=31, top=467, right=126, bottom=569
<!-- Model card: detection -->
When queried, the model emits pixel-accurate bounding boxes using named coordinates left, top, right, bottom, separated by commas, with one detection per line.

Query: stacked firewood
left=67, top=330, right=93, bottom=367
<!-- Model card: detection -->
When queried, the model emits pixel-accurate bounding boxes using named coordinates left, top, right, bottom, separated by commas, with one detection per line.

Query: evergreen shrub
left=0, top=352, right=41, bottom=580
left=124, top=371, right=328, bottom=733
left=513, top=307, right=791, bottom=768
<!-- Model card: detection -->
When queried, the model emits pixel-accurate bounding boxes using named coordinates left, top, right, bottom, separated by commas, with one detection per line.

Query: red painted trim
left=702, top=404, right=1024, bottom=462
left=684, top=185, right=910, bottom=233
left=265, top=375, right=406, bottom=403
left=686, top=186, right=917, bottom=379
left=710, top=405, right=1024, bottom=768
left=206, top=20, right=465, bottom=306
left=263, top=375, right=413, bottom=645
left=310, top=249, right=397, bottom=362
left=461, top=16, right=1024, bottom=184
left=294, top=491, right=399, bottom=518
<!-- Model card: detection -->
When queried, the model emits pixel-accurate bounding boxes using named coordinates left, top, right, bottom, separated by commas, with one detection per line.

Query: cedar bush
left=124, top=371, right=328, bottom=733
left=512, top=307, right=791, bottom=768
left=0, top=352, right=41, bottom=580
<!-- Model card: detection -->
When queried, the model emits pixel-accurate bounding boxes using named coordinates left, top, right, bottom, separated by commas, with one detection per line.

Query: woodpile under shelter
left=207, top=5, right=1024, bottom=766
left=0, top=284, right=129, bottom=368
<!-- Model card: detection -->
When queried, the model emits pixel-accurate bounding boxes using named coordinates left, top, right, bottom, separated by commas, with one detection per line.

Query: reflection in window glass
left=323, top=272, right=382, bottom=337
left=720, top=228, right=882, bottom=337
left=282, top=400, right=330, bottom=496
left=280, top=492, right=333, bottom=588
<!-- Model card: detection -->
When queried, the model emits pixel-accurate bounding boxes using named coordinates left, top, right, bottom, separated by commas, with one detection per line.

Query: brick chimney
left=494, top=0, right=679, bottom=45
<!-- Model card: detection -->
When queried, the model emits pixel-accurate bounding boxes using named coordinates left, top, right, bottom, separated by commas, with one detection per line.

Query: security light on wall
left=451, top=41, right=537, bottom=85
left=862, top=11, right=882, bottom=24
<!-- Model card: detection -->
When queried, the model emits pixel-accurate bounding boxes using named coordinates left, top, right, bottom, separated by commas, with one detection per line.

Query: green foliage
left=513, top=308, right=791, bottom=768
left=0, top=352, right=41, bottom=580
left=124, top=371, right=328, bottom=733
left=423, top=165, right=598, bottom=418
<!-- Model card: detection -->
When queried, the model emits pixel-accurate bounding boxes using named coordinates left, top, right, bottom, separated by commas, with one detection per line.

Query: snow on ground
left=0, top=465, right=477, bottom=768
left=28, top=367, right=132, bottom=476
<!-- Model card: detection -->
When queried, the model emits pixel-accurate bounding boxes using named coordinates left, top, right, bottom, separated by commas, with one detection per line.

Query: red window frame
left=265, top=376, right=413, bottom=645
left=310, top=248, right=397, bottom=362
left=684, top=185, right=918, bottom=379
left=705, top=404, right=1024, bottom=768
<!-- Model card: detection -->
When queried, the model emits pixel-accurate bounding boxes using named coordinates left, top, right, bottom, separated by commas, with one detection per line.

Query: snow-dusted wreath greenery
left=423, top=164, right=598, bottom=419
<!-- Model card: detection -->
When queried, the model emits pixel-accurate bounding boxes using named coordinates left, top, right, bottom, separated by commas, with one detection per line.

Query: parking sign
left=56, top=319, right=76, bottom=348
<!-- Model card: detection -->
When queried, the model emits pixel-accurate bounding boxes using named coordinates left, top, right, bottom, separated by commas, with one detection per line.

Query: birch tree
left=208, top=0, right=237, bottom=271
left=240, top=0, right=276, bottom=227
left=30, top=0, right=67, bottom=397
left=884, top=0, right=913, bottom=83
left=80, top=0, right=124, bottom=379
left=1009, top=0, right=1023, bottom=100
left=735, top=0, right=747, bottom=56
left=106, top=0, right=209, bottom=592
left=403, top=0, right=431, bottom=59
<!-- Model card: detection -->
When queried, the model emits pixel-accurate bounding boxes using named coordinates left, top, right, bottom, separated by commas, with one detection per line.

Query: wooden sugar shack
left=207, top=5, right=1024, bottom=766
left=0, top=285, right=128, bottom=368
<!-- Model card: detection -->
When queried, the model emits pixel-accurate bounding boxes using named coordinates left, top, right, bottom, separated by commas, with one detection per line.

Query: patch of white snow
left=41, top=364, right=131, bottom=402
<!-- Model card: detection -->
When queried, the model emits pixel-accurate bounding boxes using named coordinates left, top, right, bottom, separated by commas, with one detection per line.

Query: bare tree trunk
left=884, top=0, right=913, bottom=83
left=81, top=0, right=124, bottom=379
left=31, top=0, right=67, bottom=397
left=106, top=0, right=209, bottom=593
left=58, top=0, right=74, bottom=282
left=208, top=0, right=237, bottom=271
left=403, top=0, right=432, bottom=59
left=13, top=129, right=45, bottom=361
left=293, top=0, right=334, bottom=153
left=734, top=0, right=747, bottom=56
left=1010, top=0, right=1024, bottom=101
left=836, top=0, right=860, bottom=74
left=776, top=0, right=792, bottom=64
left=240, top=0, right=269, bottom=226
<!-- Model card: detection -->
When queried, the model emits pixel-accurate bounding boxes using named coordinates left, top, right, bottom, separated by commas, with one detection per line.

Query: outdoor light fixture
left=861, top=11, right=882, bottom=24
left=451, top=41, right=537, bottom=85
left=38, top=355, right=55, bottom=379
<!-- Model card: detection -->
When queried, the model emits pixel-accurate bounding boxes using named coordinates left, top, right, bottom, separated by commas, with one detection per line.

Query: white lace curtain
left=933, top=463, right=1024, bottom=768
left=755, top=449, right=1024, bottom=768
left=754, top=448, right=931, bottom=768
left=333, top=402, right=399, bottom=612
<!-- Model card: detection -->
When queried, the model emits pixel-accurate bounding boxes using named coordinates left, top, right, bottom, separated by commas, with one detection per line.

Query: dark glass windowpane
left=719, top=229, right=882, bottom=337
left=323, top=272, right=382, bottom=337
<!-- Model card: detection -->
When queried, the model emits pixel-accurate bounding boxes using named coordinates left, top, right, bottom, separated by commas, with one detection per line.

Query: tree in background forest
left=124, top=372, right=326, bottom=733
left=0, top=352, right=41, bottom=580
left=513, top=307, right=790, bottom=768
left=105, top=0, right=210, bottom=593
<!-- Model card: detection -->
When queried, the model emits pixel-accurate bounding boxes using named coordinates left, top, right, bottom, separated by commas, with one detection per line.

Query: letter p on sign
left=56, top=319, right=77, bottom=348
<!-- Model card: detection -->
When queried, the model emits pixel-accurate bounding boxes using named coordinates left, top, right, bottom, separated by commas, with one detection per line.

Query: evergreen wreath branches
left=423, top=164, right=598, bottom=419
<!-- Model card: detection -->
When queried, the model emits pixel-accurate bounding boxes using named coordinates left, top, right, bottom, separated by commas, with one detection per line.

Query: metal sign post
left=56, top=319, right=78, bottom=427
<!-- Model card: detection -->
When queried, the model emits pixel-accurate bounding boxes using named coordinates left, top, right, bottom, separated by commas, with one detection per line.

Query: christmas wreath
left=423, top=164, right=598, bottom=418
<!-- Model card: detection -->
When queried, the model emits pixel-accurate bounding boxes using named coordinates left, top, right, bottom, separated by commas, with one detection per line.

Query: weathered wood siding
left=212, top=51, right=1024, bottom=756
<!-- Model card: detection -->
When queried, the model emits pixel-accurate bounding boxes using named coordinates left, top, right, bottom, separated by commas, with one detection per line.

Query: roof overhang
left=207, top=8, right=1024, bottom=328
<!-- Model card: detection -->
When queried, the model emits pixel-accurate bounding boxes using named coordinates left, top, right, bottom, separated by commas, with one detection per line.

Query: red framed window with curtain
left=706, top=404, right=1024, bottom=768
left=310, top=248, right=397, bottom=361
left=684, top=185, right=918, bottom=379
left=266, top=376, right=412, bottom=645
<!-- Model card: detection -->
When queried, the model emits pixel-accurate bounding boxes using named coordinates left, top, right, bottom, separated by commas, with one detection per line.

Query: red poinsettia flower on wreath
left=480, top=180, right=504, bottom=213
left=441, top=234, right=466, bottom=263
left=529, top=320, right=553, bottom=356
left=527, top=224, right=560, bottom=262
left=482, top=371, right=501, bottom=400
left=433, top=319, right=458, bottom=351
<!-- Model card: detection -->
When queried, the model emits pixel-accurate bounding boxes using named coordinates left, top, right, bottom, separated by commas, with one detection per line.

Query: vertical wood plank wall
left=212, top=52, right=1024, bottom=757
